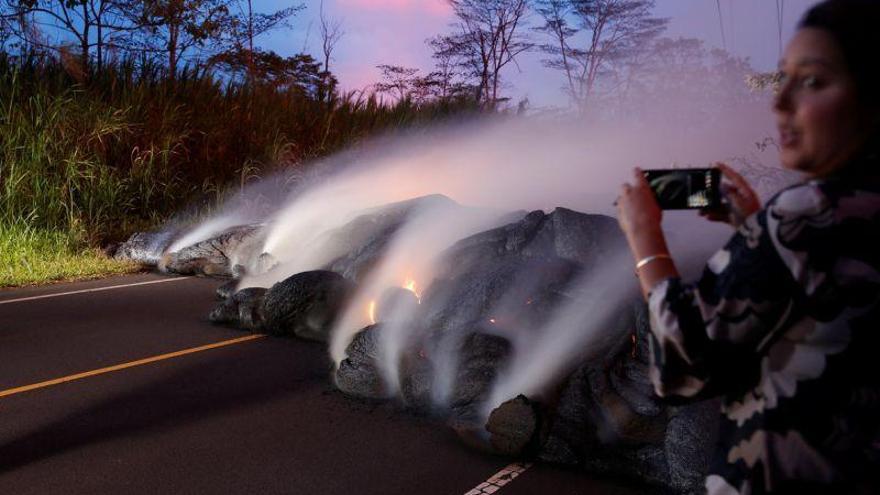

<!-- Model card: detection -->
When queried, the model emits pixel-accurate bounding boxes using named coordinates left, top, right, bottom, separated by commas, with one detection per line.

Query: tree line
left=374, top=0, right=763, bottom=117
left=0, top=0, right=343, bottom=100
left=0, top=0, right=763, bottom=115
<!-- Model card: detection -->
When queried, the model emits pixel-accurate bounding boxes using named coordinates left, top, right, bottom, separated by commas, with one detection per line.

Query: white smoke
left=163, top=94, right=788, bottom=413
left=483, top=248, right=639, bottom=416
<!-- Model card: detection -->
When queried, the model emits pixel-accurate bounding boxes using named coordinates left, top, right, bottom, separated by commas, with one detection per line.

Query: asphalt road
left=0, top=273, right=649, bottom=494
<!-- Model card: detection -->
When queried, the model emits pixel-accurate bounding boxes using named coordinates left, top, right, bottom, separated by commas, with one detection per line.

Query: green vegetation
left=0, top=221, right=139, bottom=286
left=0, top=54, right=479, bottom=287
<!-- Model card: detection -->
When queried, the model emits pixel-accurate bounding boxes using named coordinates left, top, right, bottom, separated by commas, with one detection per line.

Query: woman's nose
left=773, top=79, right=793, bottom=113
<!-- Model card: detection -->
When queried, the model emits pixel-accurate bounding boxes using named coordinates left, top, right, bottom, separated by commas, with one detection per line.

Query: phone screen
left=643, top=168, right=721, bottom=210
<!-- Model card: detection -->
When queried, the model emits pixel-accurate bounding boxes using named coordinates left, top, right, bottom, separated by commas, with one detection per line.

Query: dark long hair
left=800, top=0, right=880, bottom=163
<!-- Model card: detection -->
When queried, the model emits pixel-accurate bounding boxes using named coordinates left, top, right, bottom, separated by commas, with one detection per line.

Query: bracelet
left=635, top=253, right=672, bottom=271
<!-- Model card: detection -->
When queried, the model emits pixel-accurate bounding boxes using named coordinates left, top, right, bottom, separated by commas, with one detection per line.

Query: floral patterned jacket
left=646, top=170, right=880, bottom=494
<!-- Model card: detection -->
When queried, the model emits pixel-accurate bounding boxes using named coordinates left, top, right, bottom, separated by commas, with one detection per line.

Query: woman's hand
left=616, top=167, right=663, bottom=252
left=617, top=168, right=678, bottom=298
left=699, top=163, right=761, bottom=227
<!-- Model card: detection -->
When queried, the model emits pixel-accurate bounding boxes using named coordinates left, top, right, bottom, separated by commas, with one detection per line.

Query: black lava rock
left=114, top=229, right=178, bottom=266
left=485, top=395, right=546, bottom=457
left=449, top=332, right=513, bottom=419
left=261, top=270, right=355, bottom=341
left=161, top=224, right=265, bottom=277
left=335, top=325, right=390, bottom=400
left=208, top=287, right=268, bottom=331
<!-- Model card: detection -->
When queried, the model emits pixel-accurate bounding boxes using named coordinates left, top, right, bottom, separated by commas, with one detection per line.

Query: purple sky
left=261, top=0, right=818, bottom=106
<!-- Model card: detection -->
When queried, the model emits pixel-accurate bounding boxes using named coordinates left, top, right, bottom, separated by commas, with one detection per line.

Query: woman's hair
left=800, top=0, right=880, bottom=158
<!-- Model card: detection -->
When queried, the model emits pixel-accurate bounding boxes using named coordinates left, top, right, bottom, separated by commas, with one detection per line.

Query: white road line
left=464, top=463, right=533, bottom=495
left=0, top=277, right=194, bottom=305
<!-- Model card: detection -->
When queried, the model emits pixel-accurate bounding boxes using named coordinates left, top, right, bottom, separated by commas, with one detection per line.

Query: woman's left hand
left=617, top=167, right=677, bottom=298
left=616, top=167, right=663, bottom=255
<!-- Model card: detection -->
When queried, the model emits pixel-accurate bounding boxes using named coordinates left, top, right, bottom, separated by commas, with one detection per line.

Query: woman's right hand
left=700, top=163, right=761, bottom=227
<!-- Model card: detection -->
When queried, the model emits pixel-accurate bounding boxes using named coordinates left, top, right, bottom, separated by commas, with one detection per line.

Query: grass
left=0, top=53, right=481, bottom=287
left=0, top=222, right=140, bottom=287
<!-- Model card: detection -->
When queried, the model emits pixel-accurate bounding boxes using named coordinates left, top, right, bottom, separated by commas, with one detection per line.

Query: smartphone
left=643, top=168, right=721, bottom=210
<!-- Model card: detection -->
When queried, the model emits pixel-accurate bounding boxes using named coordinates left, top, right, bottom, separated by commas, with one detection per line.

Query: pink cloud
left=337, top=0, right=451, bottom=16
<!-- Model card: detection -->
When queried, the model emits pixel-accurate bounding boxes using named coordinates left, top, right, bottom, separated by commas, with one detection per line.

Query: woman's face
left=774, top=28, right=863, bottom=177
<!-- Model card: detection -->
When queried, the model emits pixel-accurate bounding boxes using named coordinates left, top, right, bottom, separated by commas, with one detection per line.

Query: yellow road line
left=0, top=334, right=267, bottom=399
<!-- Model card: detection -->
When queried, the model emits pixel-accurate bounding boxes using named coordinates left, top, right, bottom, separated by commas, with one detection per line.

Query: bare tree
left=426, top=34, right=472, bottom=101
left=318, top=0, right=342, bottom=102
left=1, top=0, right=133, bottom=72
left=535, top=0, right=667, bottom=112
left=4, top=6, right=42, bottom=59
left=219, top=0, right=302, bottom=84
left=318, top=1, right=342, bottom=80
left=128, top=0, right=230, bottom=80
left=435, top=0, right=532, bottom=109
left=533, top=0, right=576, bottom=98
left=92, top=0, right=135, bottom=71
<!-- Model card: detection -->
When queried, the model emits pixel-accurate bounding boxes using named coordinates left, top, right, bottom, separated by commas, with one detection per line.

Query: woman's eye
left=801, top=75, right=820, bottom=89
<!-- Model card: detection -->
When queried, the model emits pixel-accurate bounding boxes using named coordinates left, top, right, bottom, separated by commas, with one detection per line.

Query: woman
left=616, top=1, right=879, bottom=493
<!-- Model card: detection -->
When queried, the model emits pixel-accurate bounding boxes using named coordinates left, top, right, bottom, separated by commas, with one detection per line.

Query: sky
left=260, top=0, right=819, bottom=107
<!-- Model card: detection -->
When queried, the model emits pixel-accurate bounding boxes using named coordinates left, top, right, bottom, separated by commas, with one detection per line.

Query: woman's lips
left=778, top=127, right=799, bottom=148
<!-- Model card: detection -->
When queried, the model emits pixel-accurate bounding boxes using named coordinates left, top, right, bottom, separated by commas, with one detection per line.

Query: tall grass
left=0, top=53, right=478, bottom=243
left=0, top=53, right=479, bottom=285
left=0, top=220, right=139, bottom=286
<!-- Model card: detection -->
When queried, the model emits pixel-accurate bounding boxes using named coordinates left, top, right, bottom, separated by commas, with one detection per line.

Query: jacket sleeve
left=645, top=185, right=825, bottom=400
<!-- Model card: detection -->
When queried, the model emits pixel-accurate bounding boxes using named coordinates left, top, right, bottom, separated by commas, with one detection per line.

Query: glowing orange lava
left=368, top=300, right=377, bottom=325
left=403, top=277, right=421, bottom=302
